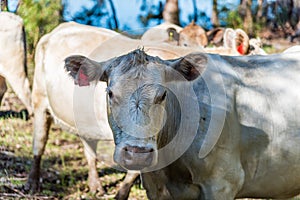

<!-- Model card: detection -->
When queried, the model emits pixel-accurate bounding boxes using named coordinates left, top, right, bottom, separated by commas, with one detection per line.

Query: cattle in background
left=207, top=27, right=225, bottom=46
left=204, top=28, right=267, bottom=55
left=141, top=22, right=182, bottom=45
left=248, top=37, right=267, bottom=55
left=0, top=12, right=32, bottom=115
left=142, top=21, right=266, bottom=56
left=178, top=21, right=208, bottom=47
left=66, top=48, right=300, bottom=199
left=142, top=21, right=208, bottom=48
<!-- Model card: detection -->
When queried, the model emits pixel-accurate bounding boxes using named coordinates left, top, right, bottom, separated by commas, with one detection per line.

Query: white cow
left=283, top=45, right=300, bottom=53
left=0, top=12, right=32, bottom=115
left=25, top=22, right=200, bottom=198
left=65, top=47, right=300, bottom=200
left=141, top=22, right=182, bottom=45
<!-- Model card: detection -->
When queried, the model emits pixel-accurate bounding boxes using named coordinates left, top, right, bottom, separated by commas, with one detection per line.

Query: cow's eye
left=154, top=90, right=167, bottom=104
left=106, top=88, right=113, bottom=99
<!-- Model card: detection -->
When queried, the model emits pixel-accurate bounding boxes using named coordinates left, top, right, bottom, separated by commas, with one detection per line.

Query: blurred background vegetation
left=1, top=0, right=300, bottom=59
left=17, top=0, right=62, bottom=54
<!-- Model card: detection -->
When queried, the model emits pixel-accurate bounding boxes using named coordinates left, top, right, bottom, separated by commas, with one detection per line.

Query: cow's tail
left=22, top=26, right=28, bottom=76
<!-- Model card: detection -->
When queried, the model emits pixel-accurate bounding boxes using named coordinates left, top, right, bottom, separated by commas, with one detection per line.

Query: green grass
left=263, top=44, right=278, bottom=54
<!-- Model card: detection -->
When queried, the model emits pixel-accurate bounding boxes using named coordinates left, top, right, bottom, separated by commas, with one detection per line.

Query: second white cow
left=0, top=12, right=32, bottom=115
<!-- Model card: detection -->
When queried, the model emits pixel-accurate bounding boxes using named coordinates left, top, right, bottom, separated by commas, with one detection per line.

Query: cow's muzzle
left=119, top=145, right=155, bottom=170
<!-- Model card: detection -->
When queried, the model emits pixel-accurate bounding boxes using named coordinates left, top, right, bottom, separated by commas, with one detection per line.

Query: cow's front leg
left=115, top=171, right=139, bottom=200
left=142, top=173, right=202, bottom=199
left=142, top=171, right=173, bottom=200
left=25, top=106, right=52, bottom=193
left=200, top=178, right=242, bottom=200
left=80, top=138, right=105, bottom=195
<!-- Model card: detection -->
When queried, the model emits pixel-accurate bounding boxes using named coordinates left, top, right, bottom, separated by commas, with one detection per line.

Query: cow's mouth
left=114, top=145, right=156, bottom=170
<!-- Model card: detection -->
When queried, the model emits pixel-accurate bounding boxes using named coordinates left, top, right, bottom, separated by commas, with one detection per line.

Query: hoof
left=88, top=178, right=105, bottom=196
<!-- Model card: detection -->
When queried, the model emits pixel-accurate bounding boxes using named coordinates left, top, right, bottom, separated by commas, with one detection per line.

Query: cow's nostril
left=123, top=146, right=154, bottom=153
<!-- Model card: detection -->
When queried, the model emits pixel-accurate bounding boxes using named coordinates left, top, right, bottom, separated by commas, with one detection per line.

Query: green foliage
left=225, top=10, right=243, bottom=30
left=18, top=0, right=62, bottom=54
left=225, top=9, right=265, bottom=37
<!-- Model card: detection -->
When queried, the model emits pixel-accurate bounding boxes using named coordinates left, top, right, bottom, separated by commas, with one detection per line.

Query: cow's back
left=0, top=12, right=25, bottom=75
left=33, top=22, right=119, bottom=139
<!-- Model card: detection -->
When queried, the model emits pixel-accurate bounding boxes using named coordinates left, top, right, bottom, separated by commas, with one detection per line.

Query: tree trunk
left=241, top=0, right=253, bottom=36
left=277, top=0, right=294, bottom=25
left=192, top=0, right=198, bottom=22
left=293, top=0, right=300, bottom=25
left=107, top=0, right=119, bottom=30
left=163, top=0, right=179, bottom=25
left=212, top=0, right=219, bottom=27
left=256, top=0, right=263, bottom=22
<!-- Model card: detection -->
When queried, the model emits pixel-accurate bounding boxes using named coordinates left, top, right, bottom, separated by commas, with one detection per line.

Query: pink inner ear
left=237, top=44, right=244, bottom=55
left=77, top=68, right=90, bottom=86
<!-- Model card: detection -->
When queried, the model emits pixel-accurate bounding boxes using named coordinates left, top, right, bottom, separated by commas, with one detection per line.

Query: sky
left=5, top=0, right=253, bottom=34
left=7, top=0, right=19, bottom=12
left=62, top=0, right=240, bottom=32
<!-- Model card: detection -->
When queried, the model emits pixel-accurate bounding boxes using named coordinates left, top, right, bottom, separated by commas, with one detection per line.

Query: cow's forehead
left=109, top=61, right=165, bottom=89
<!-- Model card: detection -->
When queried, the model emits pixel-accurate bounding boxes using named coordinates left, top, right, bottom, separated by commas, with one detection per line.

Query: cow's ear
left=223, top=28, right=250, bottom=55
left=223, top=28, right=236, bottom=49
left=65, top=55, right=109, bottom=86
left=234, top=29, right=249, bottom=55
left=166, top=28, right=180, bottom=42
left=207, top=27, right=224, bottom=46
left=166, top=53, right=207, bottom=82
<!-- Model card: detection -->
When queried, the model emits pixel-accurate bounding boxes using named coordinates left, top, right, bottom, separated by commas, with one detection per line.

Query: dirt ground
left=0, top=37, right=300, bottom=199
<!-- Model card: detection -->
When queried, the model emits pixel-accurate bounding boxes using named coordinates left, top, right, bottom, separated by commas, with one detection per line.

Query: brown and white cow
left=178, top=21, right=208, bottom=47
left=142, top=21, right=208, bottom=48
left=66, top=48, right=300, bottom=199
left=0, top=12, right=32, bottom=115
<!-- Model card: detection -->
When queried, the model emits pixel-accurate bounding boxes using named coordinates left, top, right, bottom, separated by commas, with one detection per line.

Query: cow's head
left=179, top=21, right=208, bottom=48
left=65, top=49, right=207, bottom=170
